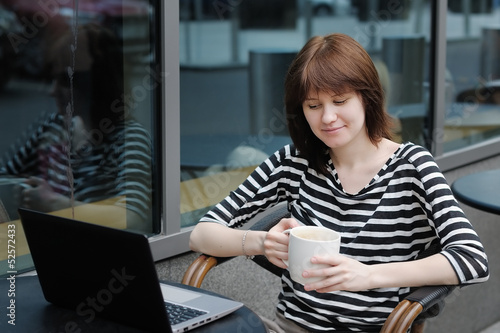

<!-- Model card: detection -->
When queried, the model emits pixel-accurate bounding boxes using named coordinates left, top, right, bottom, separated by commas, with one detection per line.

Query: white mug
left=283, top=226, right=341, bottom=284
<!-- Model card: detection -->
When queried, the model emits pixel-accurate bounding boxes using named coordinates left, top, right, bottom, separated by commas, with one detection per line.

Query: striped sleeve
left=200, top=144, right=301, bottom=228
left=0, top=113, right=66, bottom=176
left=404, top=144, right=489, bottom=284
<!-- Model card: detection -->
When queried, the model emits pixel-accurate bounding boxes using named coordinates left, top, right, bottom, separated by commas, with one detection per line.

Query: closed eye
left=334, top=99, right=347, bottom=105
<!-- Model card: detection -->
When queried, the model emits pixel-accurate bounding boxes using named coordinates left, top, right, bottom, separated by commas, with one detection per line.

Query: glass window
left=0, top=0, right=159, bottom=276
left=443, top=0, right=500, bottom=152
left=179, top=0, right=433, bottom=227
left=3, top=1, right=500, bottom=272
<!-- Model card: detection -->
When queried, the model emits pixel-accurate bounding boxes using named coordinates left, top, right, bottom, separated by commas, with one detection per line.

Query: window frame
left=149, top=0, right=193, bottom=260
left=149, top=0, right=500, bottom=261
left=431, top=0, right=500, bottom=171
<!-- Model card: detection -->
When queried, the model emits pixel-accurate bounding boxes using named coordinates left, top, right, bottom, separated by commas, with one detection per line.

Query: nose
left=322, top=103, right=338, bottom=124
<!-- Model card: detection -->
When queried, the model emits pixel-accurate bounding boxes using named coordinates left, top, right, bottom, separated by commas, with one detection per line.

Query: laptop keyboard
left=165, top=301, right=207, bottom=325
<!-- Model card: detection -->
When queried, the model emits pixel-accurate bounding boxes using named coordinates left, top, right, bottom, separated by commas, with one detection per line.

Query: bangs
left=300, top=47, right=358, bottom=99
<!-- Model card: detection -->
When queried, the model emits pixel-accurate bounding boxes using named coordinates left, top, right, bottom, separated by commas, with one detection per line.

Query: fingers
left=24, top=176, right=44, bottom=186
left=266, top=218, right=303, bottom=270
left=270, top=218, right=301, bottom=233
left=264, top=230, right=289, bottom=255
left=310, top=255, right=342, bottom=266
left=20, top=177, right=44, bottom=207
left=264, top=222, right=294, bottom=268
left=263, top=233, right=289, bottom=260
left=20, top=186, right=35, bottom=207
left=268, top=257, right=288, bottom=269
left=281, top=217, right=301, bottom=228
left=302, top=255, right=371, bottom=292
left=302, top=264, right=344, bottom=292
left=304, top=276, right=342, bottom=293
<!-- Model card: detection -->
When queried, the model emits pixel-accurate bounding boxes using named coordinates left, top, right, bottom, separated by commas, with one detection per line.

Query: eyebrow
left=304, top=93, right=348, bottom=101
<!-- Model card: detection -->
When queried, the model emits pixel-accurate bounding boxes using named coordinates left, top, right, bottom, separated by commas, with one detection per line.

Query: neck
left=329, top=137, right=380, bottom=169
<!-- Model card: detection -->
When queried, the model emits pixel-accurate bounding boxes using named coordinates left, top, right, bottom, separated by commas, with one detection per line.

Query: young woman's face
left=302, top=90, right=368, bottom=150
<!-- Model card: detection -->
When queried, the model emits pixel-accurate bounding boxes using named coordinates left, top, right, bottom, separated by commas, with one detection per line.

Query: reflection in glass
left=179, top=0, right=432, bottom=227
left=0, top=0, right=157, bottom=277
left=444, top=3, right=500, bottom=151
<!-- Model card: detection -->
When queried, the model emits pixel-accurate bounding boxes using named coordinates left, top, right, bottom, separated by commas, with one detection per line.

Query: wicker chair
left=182, top=205, right=455, bottom=333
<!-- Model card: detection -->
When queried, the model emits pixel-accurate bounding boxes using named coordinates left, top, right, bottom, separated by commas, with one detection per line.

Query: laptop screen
left=19, top=208, right=171, bottom=333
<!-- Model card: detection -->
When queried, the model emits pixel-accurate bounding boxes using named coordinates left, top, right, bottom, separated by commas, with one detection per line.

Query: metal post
left=481, top=27, right=500, bottom=81
left=382, top=35, right=426, bottom=106
left=249, top=49, right=297, bottom=135
left=382, top=35, right=426, bottom=145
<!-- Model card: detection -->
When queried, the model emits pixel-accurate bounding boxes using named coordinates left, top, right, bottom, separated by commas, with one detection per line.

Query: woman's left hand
left=21, top=176, right=69, bottom=212
left=302, top=255, right=373, bottom=292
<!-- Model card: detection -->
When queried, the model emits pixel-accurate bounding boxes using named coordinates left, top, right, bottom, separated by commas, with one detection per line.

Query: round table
left=451, top=169, right=500, bottom=215
left=0, top=275, right=268, bottom=333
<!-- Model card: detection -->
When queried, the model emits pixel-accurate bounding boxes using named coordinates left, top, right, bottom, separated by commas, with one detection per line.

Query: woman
left=189, top=33, right=489, bottom=332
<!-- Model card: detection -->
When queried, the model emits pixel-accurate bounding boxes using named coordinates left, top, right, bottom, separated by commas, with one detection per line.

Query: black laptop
left=18, top=208, right=243, bottom=333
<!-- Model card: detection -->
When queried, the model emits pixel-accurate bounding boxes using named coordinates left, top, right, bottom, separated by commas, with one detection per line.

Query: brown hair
left=285, top=33, right=393, bottom=175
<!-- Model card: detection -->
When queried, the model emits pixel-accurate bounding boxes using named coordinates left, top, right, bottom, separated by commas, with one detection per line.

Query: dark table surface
left=451, top=169, right=500, bottom=215
left=0, top=274, right=267, bottom=333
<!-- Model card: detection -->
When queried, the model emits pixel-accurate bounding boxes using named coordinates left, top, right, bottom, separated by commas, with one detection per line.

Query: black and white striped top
left=200, top=142, right=489, bottom=332
left=0, top=113, right=152, bottom=224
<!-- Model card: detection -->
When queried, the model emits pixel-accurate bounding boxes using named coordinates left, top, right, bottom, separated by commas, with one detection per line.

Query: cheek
left=304, top=114, right=324, bottom=137
left=303, top=110, right=319, bottom=125
left=343, top=105, right=365, bottom=125
left=303, top=114, right=319, bottom=135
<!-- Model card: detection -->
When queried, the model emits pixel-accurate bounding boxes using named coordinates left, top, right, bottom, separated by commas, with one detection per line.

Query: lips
left=323, top=126, right=345, bottom=133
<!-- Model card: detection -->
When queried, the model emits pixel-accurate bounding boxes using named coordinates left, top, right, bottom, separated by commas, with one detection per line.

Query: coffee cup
left=283, top=226, right=341, bottom=284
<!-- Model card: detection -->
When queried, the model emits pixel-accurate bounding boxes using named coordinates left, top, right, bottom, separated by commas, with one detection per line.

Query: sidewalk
left=480, top=321, right=500, bottom=333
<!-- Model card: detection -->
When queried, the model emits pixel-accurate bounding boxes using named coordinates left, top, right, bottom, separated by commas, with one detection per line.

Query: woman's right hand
left=264, top=218, right=301, bottom=268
